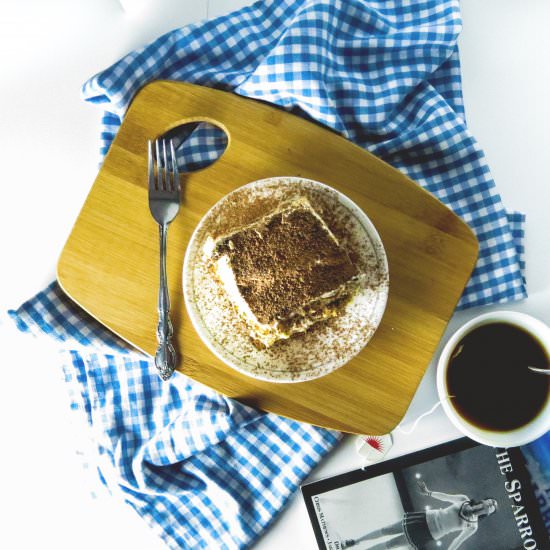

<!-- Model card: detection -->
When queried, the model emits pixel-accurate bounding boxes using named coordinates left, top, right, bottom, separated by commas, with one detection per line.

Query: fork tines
left=148, top=139, right=180, bottom=193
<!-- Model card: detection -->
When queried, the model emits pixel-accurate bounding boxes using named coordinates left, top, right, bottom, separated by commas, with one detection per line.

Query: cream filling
left=213, top=255, right=287, bottom=346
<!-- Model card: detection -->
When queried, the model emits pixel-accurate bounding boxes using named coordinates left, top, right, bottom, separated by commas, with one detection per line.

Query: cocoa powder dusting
left=214, top=203, right=358, bottom=324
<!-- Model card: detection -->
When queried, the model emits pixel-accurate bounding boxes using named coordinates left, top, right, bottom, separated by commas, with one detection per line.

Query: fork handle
left=155, top=223, right=176, bottom=380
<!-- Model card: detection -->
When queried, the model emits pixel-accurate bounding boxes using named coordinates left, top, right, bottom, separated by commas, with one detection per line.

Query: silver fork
left=148, top=139, right=181, bottom=381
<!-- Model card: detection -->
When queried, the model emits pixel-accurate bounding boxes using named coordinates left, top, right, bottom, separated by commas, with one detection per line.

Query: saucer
left=183, top=176, right=389, bottom=383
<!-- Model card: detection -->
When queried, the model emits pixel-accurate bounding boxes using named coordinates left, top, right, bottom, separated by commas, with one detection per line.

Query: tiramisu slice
left=204, top=197, right=362, bottom=347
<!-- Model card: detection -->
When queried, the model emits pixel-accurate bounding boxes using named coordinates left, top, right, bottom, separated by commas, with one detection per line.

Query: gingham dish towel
left=9, top=1, right=529, bottom=549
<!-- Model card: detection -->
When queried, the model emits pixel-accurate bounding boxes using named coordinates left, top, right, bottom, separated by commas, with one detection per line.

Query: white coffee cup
left=436, top=310, right=550, bottom=447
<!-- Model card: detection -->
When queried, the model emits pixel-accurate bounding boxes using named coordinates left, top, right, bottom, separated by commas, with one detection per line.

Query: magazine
left=301, top=436, right=550, bottom=550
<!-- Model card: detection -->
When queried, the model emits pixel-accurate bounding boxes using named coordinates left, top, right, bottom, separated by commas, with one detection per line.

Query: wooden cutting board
left=57, top=81, right=478, bottom=435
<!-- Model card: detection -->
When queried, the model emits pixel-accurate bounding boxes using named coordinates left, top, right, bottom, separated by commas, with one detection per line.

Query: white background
left=1, top=1, right=549, bottom=548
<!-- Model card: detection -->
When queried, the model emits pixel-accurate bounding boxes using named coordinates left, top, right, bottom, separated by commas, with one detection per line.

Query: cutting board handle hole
left=162, top=121, right=228, bottom=173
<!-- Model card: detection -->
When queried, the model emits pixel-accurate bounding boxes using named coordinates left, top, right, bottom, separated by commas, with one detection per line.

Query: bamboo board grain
left=57, top=81, right=478, bottom=434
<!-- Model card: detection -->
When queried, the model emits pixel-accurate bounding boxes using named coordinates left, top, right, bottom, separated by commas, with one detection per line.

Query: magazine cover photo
left=302, top=439, right=549, bottom=550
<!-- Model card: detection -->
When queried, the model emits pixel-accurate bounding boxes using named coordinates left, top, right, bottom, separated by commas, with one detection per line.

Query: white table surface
left=1, top=1, right=549, bottom=548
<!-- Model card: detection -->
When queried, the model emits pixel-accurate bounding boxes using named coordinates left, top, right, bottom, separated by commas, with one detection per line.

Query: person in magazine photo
left=302, top=439, right=550, bottom=550
left=342, top=481, right=498, bottom=549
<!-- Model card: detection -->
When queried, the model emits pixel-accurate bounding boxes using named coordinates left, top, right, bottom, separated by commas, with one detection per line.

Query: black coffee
left=446, top=322, right=550, bottom=432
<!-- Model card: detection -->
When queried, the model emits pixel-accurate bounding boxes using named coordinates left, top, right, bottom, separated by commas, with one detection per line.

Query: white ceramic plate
left=183, top=176, right=389, bottom=383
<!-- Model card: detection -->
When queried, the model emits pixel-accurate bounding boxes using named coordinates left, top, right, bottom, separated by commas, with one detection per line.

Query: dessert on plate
left=203, top=197, right=364, bottom=347
left=184, top=176, right=389, bottom=383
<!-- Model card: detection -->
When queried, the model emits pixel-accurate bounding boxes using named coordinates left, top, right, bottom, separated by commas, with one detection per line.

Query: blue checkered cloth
left=9, top=1, right=530, bottom=548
